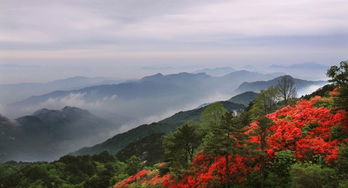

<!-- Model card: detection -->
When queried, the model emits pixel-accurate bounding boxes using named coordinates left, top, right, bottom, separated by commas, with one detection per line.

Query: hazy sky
left=1, top=0, right=347, bottom=83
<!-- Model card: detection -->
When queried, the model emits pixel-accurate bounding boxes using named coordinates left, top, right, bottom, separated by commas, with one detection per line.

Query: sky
left=0, top=0, right=347, bottom=83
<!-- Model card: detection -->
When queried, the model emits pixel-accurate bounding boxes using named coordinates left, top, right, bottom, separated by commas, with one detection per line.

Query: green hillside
left=72, top=101, right=245, bottom=156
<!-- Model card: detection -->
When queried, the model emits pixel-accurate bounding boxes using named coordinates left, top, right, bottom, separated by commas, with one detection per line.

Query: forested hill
left=113, top=61, right=348, bottom=188
left=72, top=101, right=245, bottom=156
left=115, top=85, right=348, bottom=188
left=237, top=75, right=325, bottom=93
left=0, top=106, right=116, bottom=162
left=0, top=62, right=346, bottom=188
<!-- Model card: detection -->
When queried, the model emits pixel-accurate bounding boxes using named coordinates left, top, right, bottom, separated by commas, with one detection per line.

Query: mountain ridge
left=0, top=106, right=118, bottom=162
left=237, top=75, right=326, bottom=93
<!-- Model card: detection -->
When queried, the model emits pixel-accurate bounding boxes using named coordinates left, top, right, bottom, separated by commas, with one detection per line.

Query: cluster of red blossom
left=114, top=90, right=347, bottom=188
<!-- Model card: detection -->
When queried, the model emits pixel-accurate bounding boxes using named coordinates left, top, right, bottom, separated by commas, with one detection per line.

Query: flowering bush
left=115, top=91, right=347, bottom=188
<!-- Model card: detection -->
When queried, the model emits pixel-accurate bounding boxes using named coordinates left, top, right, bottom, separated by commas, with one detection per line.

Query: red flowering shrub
left=114, top=169, right=152, bottom=188
left=114, top=91, right=347, bottom=188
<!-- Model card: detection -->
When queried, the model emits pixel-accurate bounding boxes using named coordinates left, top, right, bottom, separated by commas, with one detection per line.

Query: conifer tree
left=250, top=87, right=279, bottom=121
left=254, top=116, right=274, bottom=188
left=163, top=124, right=201, bottom=172
left=203, top=112, right=249, bottom=188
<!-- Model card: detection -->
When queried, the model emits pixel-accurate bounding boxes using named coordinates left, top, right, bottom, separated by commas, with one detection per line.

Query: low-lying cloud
left=297, top=84, right=327, bottom=97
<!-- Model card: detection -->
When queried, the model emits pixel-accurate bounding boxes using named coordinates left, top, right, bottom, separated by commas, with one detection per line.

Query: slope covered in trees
left=114, top=62, right=348, bottom=188
left=237, top=75, right=325, bottom=93
left=72, top=101, right=245, bottom=156
left=0, top=61, right=346, bottom=188
left=114, top=86, right=347, bottom=188
left=0, top=106, right=116, bottom=162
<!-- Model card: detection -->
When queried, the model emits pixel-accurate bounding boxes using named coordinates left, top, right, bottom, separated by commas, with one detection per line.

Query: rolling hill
left=8, top=71, right=281, bottom=120
left=0, top=107, right=117, bottom=162
left=72, top=101, right=245, bottom=156
left=228, top=91, right=258, bottom=106
left=237, top=75, right=326, bottom=93
left=0, top=76, right=120, bottom=106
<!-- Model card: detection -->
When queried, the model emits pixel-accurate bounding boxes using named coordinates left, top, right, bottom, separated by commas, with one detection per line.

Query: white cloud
left=0, top=0, right=347, bottom=83
left=1, top=0, right=347, bottom=44
left=297, top=84, right=327, bottom=97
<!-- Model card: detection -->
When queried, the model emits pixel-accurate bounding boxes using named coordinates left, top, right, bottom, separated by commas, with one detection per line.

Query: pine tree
left=254, top=116, right=274, bottom=188
left=163, top=124, right=202, bottom=173
left=250, top=87, right=279, bottom=121
left=126, top=156, right=142, bottom=175
left=203, top=112, right=249, bottom=188
left=327, top=61, right=348, bottom=111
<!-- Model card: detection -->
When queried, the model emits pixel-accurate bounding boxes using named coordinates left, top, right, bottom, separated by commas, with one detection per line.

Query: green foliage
left=289, top=163, right=338, bottom=188
left=327, top=61, right=348, bottom=111
left=327, top=61, right=348, bottom=87
left=126, top=156, right=143, bottom=175
left=270, top=150, right=296, bottom=182
left=92, top=151, right=115, bottom=163
left=0, top=162, right=26, bottom=179
left=0, top=154, right=128, bottom=188
left=228, top=91, right=258, bottom=106
left=339, top=179, right=348, bottom=188
left=313, top=98, right=335, bottom=109
left=116, top=133, right=165, bottom=166
left=334, top=86, right=348, bottom=111
left=83, top=165, right=114, bottom=188
left=163, top=124, right=202, bottom=174
left=203, top=112, right=250, bottom=186
left=302, top=84, right=336, bottom=100
left=204, top=112, right=248, bottom=157
left=250, top=87, right=279, bottom=121
left=251, top=116, right=275, bottom=188
left=330, top=125, right=346, bottom=140
left=200, top=102, right=228, bottom=128
left=337, top=144, right=348, bottom=179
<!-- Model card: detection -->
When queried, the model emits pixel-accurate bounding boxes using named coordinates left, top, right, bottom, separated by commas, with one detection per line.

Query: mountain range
left=7, top=70, right=282, bottom=122
left=0, top=107, right=117, bottom=162
left=0, top=71, right=325, bottom=162
left=237, top=75, right=326, bottom=94
left=72, top=100, right=245, bottom=157
left=0, top=76, right=120, bottom=112
left=228, top=91, right=258, bottom=106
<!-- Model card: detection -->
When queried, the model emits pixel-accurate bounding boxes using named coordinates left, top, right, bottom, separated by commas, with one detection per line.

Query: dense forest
left=0, top=61, right=347, bottom=188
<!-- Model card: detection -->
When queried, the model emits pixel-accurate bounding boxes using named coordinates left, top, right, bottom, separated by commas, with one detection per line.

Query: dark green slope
left=237, top=75, right=326, bottom=93
left=116, top=133, right=165, bottom=165
left=228, top=91, right=258, bottom=106
left=72, top=101, right=245, bottom=156
left=0, top=107, right=116, bottom=162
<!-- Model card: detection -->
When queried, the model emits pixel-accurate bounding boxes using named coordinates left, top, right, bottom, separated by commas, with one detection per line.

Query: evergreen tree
left=253, top=116, right=274, bottom=188
left=327, top=61, right=348, bottom=87
left=200, top=102, right=228, bottom=128
left=250, top=87, right=279, bottom=121
left=163, top=124, right=202, bottom=172
left=327, top=61, right=348, bottom=111
left=203, top=112, right=249, bottom=188
left=126, top=156, right=142, bottom=175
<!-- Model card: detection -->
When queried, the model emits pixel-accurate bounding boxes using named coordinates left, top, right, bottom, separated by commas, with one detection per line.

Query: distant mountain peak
left=228, top=91, right=258, bottom=106
left=33, top=108, right=52, bottom=116
left=275, top=75, right=294, bottom=80
left=62, top=106, right=83, bottom=112
left=62, top=106, right=90, bottom=115
left=237, top=75, right=326, bottom=93
left=141, top=72, right=210, bottom=82
left=194, top=67, right=235, bottom=76
left=141, top=73, right=164, bottom=81
left=270, top=63, right=328, bottom=70
left=32, top=106, right=89, bottom=118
